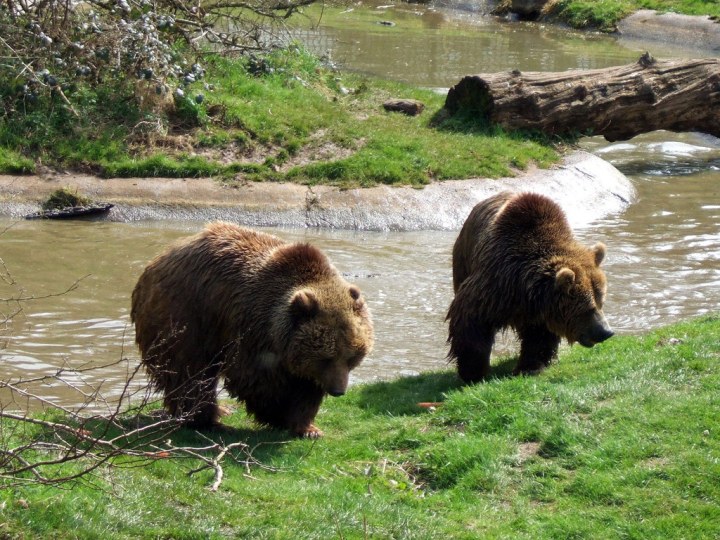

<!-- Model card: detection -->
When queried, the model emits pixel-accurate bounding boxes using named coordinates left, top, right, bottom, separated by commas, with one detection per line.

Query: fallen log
left=444, top=54, right=720, bottom=141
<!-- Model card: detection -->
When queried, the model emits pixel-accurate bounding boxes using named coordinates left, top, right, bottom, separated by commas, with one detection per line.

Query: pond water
left=2, top=4, right=719, bottom=408
left=294, top=0, right=711, bottom=86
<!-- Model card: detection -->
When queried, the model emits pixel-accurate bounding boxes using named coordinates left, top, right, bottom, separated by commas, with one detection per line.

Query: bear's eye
left=576, top=291, right=595, bottom=309
left=592, top=285, right=605, bottom=308
left=349, top=355, right=363, bottom=368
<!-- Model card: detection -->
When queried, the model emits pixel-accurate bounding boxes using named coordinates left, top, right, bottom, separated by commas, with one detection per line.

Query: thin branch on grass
left=0, top=357, right=293, bottom=490
left=0, top=243, right=289, bottom=491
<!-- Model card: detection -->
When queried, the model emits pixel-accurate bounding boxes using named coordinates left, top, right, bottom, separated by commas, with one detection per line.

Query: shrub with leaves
left=0, top=0, right=318, bottom=134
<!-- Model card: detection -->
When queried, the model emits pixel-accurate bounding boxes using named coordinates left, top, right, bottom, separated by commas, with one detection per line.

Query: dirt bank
left=0, top=151, right=634, bottom=231
left=617, top=10, right=720, bottom=53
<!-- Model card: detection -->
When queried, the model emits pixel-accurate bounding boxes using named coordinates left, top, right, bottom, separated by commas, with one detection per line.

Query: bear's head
left=283, top=281, right=373, bottom=396
left=547, top=242, right=614, bottom=347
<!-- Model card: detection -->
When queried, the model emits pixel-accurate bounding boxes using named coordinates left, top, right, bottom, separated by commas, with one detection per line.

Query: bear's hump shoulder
left=493, top=192, right=571, bottom=234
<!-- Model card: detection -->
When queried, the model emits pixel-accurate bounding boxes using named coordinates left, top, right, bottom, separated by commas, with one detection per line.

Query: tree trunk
left=444, top=54, right=720, bottom=141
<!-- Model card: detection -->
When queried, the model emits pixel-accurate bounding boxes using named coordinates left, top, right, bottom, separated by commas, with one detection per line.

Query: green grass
left=0, top=146, right=35, bottom=174
left=555, top=0, right=720, bottom=31
left=100, top=154, right=264, bottom=179
left=2, top=315, right=719, bottom=538
left=0, top=46, right=559, bottom=186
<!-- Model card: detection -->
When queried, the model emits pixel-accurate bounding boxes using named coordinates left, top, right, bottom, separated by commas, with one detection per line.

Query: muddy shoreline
left=0, top=151, right=634, bottom=231
left=617, top=10, right=720, bottom=53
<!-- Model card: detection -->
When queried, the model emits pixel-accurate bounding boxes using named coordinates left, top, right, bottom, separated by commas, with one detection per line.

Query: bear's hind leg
left=515, top=325, right=560, bottom=375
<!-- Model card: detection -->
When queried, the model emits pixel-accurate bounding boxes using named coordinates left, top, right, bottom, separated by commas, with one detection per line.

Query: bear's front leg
left=283, top=390, right=325, bottom=438
left=450, top=327, right=495, bottom=384
left=244, top=379, right=325, bottom=438
left=164, top=363, right=222, bottom=429
left=515, top=324, right=560, bottom=374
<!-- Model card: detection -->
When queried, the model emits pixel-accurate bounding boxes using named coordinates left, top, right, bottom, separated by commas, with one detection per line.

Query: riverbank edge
left=0, top=150, right=635, bottom=231
left=615, top=9, right=720, bottom=52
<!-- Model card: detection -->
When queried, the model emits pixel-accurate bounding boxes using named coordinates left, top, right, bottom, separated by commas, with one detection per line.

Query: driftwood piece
left=444, top=54, right=720, bottom=141
left=25, top=203, right=114, bottom=220
left=383, top=98, right=425, bottom=116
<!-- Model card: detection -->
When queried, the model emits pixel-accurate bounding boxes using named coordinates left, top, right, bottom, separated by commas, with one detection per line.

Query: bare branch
left=0, top=229, right=296, bottom=492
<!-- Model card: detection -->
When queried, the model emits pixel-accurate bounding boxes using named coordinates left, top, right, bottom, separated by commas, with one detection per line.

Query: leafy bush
left=0, top=0, right=320, bottom=141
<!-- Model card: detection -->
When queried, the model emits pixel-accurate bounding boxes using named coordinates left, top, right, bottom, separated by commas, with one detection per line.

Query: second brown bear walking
left=131, top=222, right=374, bottom=438
left=447, top=191, right=614, bottom=382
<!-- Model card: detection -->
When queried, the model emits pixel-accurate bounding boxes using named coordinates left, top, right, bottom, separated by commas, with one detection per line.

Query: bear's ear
left=349, top=285, right=361, bottom=301
left=555, top=267, right=576, bottom=292
left=290, top=289, right=319, bottom=320
left=348, top=285, right=364, bottom=309
left=592, top=243, right=606, bottom=266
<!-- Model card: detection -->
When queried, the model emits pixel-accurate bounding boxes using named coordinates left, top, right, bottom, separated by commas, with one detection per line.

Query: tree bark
left=444, top=54, right=720, bottom=141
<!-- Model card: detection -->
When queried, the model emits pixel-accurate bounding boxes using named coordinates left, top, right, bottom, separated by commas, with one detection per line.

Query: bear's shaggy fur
left=447, top=191, right=613, bottom=382
left=131, top=222, right=374, bottom=438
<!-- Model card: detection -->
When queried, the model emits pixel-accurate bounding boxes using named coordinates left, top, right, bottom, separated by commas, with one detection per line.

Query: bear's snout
left=578, top=312, right=614, bottom=347
left=321, top=367, right=350, bottom=397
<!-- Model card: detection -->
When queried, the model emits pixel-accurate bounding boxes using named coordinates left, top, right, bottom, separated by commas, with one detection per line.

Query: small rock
left=510, top=0, right=547, bottom=19
left=383, top=99, right=425, bottom=116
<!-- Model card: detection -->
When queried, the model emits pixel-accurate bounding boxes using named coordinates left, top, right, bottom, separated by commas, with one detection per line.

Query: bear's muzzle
left=578, top=311, right=614, bottom=347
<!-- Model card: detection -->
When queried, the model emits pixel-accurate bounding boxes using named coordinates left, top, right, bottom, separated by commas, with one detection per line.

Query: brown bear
left=447, top=191, right=613, bottom=382
left=131, top=222, right=373, bottom=438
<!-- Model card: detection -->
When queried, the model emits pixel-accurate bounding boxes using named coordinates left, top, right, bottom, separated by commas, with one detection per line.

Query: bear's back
left=491, top=192, right=572, bottom=247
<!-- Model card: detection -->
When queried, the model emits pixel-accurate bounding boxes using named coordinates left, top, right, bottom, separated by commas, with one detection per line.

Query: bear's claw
left=297, top=424, right=324, bottom=439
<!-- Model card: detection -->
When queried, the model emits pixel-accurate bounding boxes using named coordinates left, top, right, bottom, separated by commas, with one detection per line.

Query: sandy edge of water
left=617, top=10, right=720, bottom=52
left=0, top=151, right=635, bottom=231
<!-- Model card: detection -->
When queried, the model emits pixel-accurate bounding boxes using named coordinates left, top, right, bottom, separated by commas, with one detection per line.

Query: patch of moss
left=41, top=187, right=92, bottom=210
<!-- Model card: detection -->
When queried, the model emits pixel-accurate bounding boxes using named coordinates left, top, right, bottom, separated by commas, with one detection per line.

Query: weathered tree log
left=444, top=54, right=720, bottom=141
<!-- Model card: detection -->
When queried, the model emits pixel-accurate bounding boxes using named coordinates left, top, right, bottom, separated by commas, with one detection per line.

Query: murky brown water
left=3, top=129, right=720, bottom=407
left=2, top=5, right=720, bottom=408
left=295, top=0, right=712, bottom=87
left=580, top=132, right=720, bottom=330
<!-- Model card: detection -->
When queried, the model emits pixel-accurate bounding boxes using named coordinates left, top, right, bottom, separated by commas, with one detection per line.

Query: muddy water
left=580, top=132, right=720, bottom=330
left=0, top=221, right=457, bottom=408
left=2, top=7, right=720, bottom=408
left=295, top=1, right=710, bottom=86
left=3, top=127, right=720, bottom=408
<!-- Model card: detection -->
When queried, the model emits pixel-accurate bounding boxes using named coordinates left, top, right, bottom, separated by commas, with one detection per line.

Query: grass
left=1, top=315, right=719, bottom=538
left=0, top=46, right=559, bottom=187
left=40, top=187, right=91, bottom=210
left=554, top=0, right=720, bottom=31
left=0, top=146, right=34, bottom=174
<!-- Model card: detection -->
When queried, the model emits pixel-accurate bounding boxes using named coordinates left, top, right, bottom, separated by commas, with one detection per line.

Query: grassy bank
left=0, top=46, right=558, bottom=188
left=554, top=0, right=720, bottom=32
left=1, top=315, right=719, bottom=538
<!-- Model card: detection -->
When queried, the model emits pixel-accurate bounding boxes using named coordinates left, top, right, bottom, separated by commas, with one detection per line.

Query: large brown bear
left=447, top=191, right=613, bottom=382
left=131, top=222, right=373, bottom=438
